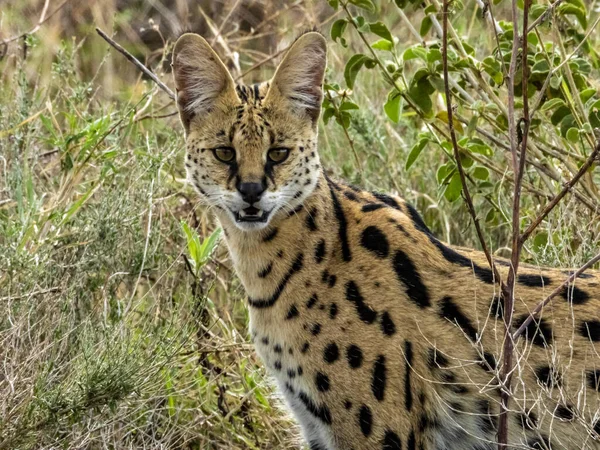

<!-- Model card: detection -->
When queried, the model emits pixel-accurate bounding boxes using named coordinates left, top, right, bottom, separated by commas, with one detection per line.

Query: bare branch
left=442, top=0, right=502, bottom=284
left=497, top=0, right=531, bottom=444
left=95, top=28, right=176, bottom=101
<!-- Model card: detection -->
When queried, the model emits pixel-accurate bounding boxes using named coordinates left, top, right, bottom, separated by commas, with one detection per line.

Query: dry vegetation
left=1, top=0, right=599, bottom=448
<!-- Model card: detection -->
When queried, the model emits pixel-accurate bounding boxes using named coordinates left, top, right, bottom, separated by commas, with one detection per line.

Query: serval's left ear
left=264, top=32, right=327, bottom=124
left=172, top=33, right=239, bottom=133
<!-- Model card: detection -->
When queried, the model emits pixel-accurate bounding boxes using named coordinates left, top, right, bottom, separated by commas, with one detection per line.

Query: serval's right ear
left=172, top=33, right=239, bottom=133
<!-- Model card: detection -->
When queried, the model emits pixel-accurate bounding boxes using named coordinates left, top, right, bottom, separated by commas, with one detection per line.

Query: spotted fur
left=173, top=32, right=600, bottom=450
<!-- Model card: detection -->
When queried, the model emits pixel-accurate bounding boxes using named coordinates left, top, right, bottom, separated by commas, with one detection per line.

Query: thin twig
left=520, top=141, right=600, bottom=243
left=95, top=28, right=176, bottom=101
left=512, top=252, right=600, bottom=340
left=442, top=0, right=501, bottom=283
left=0, top=287, right=60, bottom=301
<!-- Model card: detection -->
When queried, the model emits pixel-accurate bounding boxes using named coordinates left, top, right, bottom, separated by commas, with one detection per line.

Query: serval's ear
left=172, top=33, right=239, bottom=133
left=264, top=32, right=327, bottom=124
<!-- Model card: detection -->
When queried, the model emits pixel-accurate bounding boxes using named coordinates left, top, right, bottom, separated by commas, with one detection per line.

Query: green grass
left=1, top=0, right=599, bottom=448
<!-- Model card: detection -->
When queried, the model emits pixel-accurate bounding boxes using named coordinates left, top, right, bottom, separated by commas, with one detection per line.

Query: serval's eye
left=267, top=148, right=290, bottom=164
left=213, top=147, right=236, bottom=164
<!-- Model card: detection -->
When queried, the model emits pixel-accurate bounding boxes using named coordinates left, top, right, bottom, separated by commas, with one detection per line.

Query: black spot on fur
left=361, top=226, right=390, bottom=258
left=274, top=360, right=282, bottom=371
left=258, top=262, right=273, bottom=278
left=262, top=228, right=278, bottom=242
left=298, top=391, right=332, bottom=425
left=327, top=177, right=351, bottom=262
left=407, top=429, right=416, bottom=450
left=372, top=192, right=401, bottom=209
left=588, top=370, right=600, bottom=391
left=382, top=430, right=402, bottom=450
left=344, top=400, right=352, bottom=409
left=274, top=344, right=282, bottom=353
left=306, top=294, right=318, bottom=309
left=315, top=239, right=326, bottom=264
left=561, top=284, right=590, bottom=304
left=316, top=372, right=330, bottom=392
left=516, top=411, right=537, bottom=430
left=372, top=355, right=387, bottom=401
left=345, top=281, right=378, bottom=323
left=347, top=345, right=363, bottom=368
left=248, top=252, right=304, bottom=308
left=297, top=365, right=303, bottom=376
left=329, top=303, right=338, bottom=319
left=261, top=336, right=269, bottom=345
left=536, top=365, right=561, bottom=388
left=555, top=405, right=574, bottom=420
left=518, top=273, right=551, bottom=287
left=380, top=311, right=396, bottom=336
left=324, top=343, right=339, bottom=363
left=439, top=296, right=478, bottom=341
left=428, top=348, right=449, bottom=368
left=306, top=207, right=318, bottom=231
left=580, top=320, right=600, bottom=341
left=311, top=323, right=321, bottom=336
left=479, top=352, right=497, bottom=372
left=344, top=190, right=360, bottom=202
left=362, top=203, right=386, bottom=212
left=514, top=314, right=553, bottom=347
left=358, top=405, right=373, bottom=437
left=393, top=250, right=431, bottom=308
left=404, top=340, right=413, bottom=411
left=287, top=368, right=296, bottom=378
left=328, top=274, right=337, bottom=288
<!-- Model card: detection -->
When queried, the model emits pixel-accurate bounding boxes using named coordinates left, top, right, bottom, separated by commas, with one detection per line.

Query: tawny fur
left=173, top=32, right=600, bottom=450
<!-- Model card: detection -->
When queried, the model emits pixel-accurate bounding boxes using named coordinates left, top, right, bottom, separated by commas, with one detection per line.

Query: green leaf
left=403, top=46, right=428, bottom=62
left=540, top=98, right=565, bottom=112
left=408, top=79, right=433, bottom=114
left=331, top=19, right=348, bottom=45
left=558, top=3, right=587, bottom=29
left=551, top=105, right=571, bottom=126
left=406, top=138, right=429, bottom=170
left=369, top=21, right=393, bottom=43
left=349, top=0, right=375, bottom=12
left=531, top=60, right=549, bottom=74
left=566, top=127, right=580, bottom=143
left=580, top=88, right=596, bottom=103
left=339, top=101, right=360, bottom=111
left=444, top=172, right=463, bottom=202
left=384, top=90, right=402, bottom=123
left=472, top=167, right=489, bottom=180
left=344, top=54, right=368, bottom=89
left=420, top=16, right=433, bottom=37
left=322, top=108, right=335, bottom=125
left=372, top=39, right=393, bottom=51
left=427, top=48, right=442, bottom=63
left=328, top=0, right=339, bottom=8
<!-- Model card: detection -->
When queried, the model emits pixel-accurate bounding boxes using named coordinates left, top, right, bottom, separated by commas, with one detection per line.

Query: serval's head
left=172, top=32, right=327, bottom=232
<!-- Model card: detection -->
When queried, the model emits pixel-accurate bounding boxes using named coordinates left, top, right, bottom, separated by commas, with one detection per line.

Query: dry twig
left=95, top=28, right=176, bottom=101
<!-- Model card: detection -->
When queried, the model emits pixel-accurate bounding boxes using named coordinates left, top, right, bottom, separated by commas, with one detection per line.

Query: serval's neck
left=217, top=173, right=333, bottom=303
